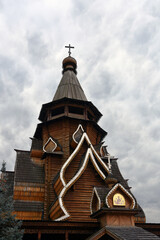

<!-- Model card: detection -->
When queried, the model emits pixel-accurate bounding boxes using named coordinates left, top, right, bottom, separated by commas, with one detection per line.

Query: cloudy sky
left=0, top=0, right=160, bottom=223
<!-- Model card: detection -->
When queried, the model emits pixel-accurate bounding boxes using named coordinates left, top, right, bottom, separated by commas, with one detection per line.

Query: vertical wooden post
left=84, top=108, right=87, bottom=120
left=38, top=231, right=41, bottom=240
left=65, top=231, right=69, bottom=240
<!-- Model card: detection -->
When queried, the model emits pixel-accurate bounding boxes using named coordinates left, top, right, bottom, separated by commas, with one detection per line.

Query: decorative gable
left=61, top=131, right=109, bottom=186
left=106, top=183, right=136, bottom=209
left=49, top=126, right=110, bottom=221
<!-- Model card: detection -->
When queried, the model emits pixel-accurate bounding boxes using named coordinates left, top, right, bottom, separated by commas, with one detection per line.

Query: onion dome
left=62, top=56, right=77, bottom=74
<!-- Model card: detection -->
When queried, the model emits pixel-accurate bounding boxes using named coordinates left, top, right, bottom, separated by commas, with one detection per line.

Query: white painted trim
left=90, top=143, right=109, bottom=174
left=90, top=187, right=101, bottom=214
left=72, top=124, right=84, bottom=144
left=56, top=145, right=109, bottom=221
left=90, top=188, right=95, bottom=214
left=106, top=183, right=136, bottom=209
left=56, top=148, right=91, bottom=221
left=60, top=132, right=109, bottom=186
left=55, top=197, right=70, bottom=221
left=107, top=154, right=111, bottom=171
left=55, top=131, right=110, bottom=221
left=43, top=137, right=57, bottom=152
left=56, top=148, right=107, bottom=221
left=100, top=145, right=104, bottom=157
left=95, top=188, right=101, bottom=211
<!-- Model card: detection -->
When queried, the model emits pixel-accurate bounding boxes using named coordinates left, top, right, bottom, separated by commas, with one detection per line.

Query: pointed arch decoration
left=106, top=183, right=136, bottom=209
left=90, top=187, right=102, bottom=214
left=43, top=137, right=57, bottom=153
left=60, top=132, right=109, bottom=186
left=54, top=131, right=110, bottom=221
left=72, top=124, right=84, bottom=144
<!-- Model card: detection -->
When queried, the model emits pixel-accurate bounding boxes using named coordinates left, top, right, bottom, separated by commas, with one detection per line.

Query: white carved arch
left=106, top=183, right=136, bottom=209
left=56, top=148, right=106, bottom=221
left=72, top=124, right=84, bottom=144
left=43, top=137, right=57, bottom=152
left=60, top=132, right=109, bottom=187
left=90, top=187, right=101, bottom=214
left=55, top=132, right=109, bottom=221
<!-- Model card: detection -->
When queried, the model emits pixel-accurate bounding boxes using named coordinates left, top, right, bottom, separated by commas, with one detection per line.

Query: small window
left=51, top=106, right=64, bottom=117
left=87, top=111, right=94, bottom=120
left=69, top=106, right=84, bottom=115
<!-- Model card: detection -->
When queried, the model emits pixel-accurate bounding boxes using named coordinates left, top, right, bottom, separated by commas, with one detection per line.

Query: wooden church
left=4, top=46, right=160, bottom=239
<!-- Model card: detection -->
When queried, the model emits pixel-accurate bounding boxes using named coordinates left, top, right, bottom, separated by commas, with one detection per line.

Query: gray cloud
left=27, top=33, right=49, bottom=66
left=0, top=0, right=159, bottom=223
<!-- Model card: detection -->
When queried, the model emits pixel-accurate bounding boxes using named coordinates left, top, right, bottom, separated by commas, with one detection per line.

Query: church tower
left=31, top=52, right=110, bottom=222
left=11, top=46, right=160, bottom=240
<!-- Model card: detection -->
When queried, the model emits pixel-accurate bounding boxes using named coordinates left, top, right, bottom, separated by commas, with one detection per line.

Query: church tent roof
left=87, top=226, right=160, bottom=240
left=53, top=70, right=87, bottom=101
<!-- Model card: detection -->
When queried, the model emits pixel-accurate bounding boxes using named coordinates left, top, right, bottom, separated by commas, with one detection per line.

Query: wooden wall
left=14, top=185, right=44, bottom=202
left=64, top=161, right=107, bottom=222
left=42, top=117, right=104, bottom=220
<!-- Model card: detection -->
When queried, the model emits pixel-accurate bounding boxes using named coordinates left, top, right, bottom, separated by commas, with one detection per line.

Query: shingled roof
left=106, top=226, right=160, bottom=239
left=111, top=159, right=129, bottom=189
left=53, top=70, right=87, bottom=101
left=87, top=226, right=160, bottom=239
left=14, top=150, right=44, bottom=184
left=94, top=186, right=110, bottom=202
left=94, top=158, right=145, bottom=219
left=14, top=200, right=43, bottom=212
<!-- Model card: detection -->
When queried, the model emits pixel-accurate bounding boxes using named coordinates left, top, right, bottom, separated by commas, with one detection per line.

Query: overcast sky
left=0, top=0, right=160, bottom=223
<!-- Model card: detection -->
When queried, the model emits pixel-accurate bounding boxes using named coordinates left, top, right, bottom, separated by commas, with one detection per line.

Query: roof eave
left=38, top=98, right=102, bottom=122
left=34, top=116, right=107, bottom=140
left=91, top=208, right=140, bottom=219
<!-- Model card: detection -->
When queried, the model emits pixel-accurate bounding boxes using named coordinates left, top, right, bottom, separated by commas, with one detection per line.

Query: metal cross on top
left=65, top=44, right=74, bottom=56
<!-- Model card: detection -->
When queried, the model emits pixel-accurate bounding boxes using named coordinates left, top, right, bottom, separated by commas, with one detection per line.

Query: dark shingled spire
left=53, top=56, right=87, bottom=101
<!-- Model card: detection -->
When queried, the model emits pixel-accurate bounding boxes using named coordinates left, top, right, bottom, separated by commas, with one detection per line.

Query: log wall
left=64, top=161, right=107, bottom=222
left=41, top=115, right=105, bottom=220
left=13, top=185, right=45, bottom=202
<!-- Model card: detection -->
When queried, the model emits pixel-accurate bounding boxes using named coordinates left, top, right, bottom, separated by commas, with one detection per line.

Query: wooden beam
left=65, top=230, right=69, bottom=240
left=38, top=231, right=41, bottom=240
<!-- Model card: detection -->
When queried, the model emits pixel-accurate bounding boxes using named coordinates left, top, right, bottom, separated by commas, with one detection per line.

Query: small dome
left=62, top=56, right=77, bottom=74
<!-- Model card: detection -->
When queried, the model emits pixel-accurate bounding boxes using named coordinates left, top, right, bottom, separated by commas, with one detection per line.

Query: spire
left=53, top=55, right=87, bottom=101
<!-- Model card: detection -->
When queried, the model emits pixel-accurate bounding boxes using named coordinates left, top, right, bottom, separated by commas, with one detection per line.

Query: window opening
left=87, top=111, right=94, bottom=120
left=69, top=106, right=84, bottom=115
left=51, top=106, right=65, bottom=117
